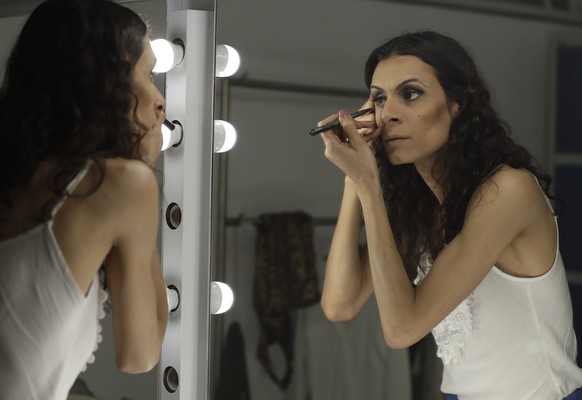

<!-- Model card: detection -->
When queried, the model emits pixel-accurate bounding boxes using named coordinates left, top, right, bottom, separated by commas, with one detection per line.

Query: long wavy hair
left=0, top=0, right=149, bottom=221
left=364, top=31, right=553, bottom=279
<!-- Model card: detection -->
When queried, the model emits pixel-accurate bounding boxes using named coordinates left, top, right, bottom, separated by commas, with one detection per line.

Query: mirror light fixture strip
left=160, top=5, right=216, bottom=400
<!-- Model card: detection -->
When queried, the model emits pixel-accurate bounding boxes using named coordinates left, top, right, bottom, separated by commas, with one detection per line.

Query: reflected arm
left=321, top=177, right=374, bottom=321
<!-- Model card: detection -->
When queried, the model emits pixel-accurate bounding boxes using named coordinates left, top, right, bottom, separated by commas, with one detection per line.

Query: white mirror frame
left=160, top=2, right=216, bottom=399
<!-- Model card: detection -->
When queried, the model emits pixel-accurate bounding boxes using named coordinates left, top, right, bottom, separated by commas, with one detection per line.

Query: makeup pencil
left=309, top=108, right=374, bottom=136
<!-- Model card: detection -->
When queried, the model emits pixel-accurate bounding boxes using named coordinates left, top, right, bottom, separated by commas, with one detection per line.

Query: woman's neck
left=415, top=163, right=444, bottom=204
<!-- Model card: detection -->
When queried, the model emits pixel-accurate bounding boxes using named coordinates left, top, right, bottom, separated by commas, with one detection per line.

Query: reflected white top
left=415, top=179, right=582, bottom=399
left=0, top=163, right=107, bottom=400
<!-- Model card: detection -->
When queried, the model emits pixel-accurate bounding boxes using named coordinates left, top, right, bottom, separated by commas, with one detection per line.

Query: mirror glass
left=211, top=0, right=582, bottom=399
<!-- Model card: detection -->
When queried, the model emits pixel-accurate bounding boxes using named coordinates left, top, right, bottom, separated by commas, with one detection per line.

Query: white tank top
left=416, top=176, right=582, bottom=399
left=0, top=161, right=108, bottom=400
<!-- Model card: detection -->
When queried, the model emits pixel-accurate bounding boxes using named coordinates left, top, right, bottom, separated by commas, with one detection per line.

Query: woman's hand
left=353, top=99, right=381, bottom=143
left=319, top=103, right=381, bottom=188
left=316, top=99, right=380, bottom=144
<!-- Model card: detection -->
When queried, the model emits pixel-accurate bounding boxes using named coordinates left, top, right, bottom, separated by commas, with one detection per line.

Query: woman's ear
left=449, top=101, right=461, bottom=118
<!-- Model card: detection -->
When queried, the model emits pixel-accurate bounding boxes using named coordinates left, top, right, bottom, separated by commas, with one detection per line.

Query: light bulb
left=161, top=120, right=183, bottom=151
left=215, top=44, right=240, bottom=77
left=166, top=286, right=180, bottom=312
left=213, top=120, right=237, bottom=153
left=210, top=281, right=234, bottom=314
left=151, top=39, right=185, bottom=73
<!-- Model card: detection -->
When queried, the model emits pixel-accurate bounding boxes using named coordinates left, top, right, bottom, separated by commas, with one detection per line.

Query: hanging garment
left=253, top=211, right=319, bottom=390
left=215, top=322, right=251, bottom=400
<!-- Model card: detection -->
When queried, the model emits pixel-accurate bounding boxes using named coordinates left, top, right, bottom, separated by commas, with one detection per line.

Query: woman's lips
left=385, top=136, right=408, bottom=143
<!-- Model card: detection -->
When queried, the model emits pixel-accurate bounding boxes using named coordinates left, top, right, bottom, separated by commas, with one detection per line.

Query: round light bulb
left=214, top=120, right=237, bottom=153
left=161, top=123, right=172, bottom=151
left=210, top=281, right=234, bottom=314
left=166, top=286, right=180, bottom=312
left=161, top=120, right=183, bottom=151
left=215, top=44, right=240, bottom=77
left=151, top=39, right=184, bottom=73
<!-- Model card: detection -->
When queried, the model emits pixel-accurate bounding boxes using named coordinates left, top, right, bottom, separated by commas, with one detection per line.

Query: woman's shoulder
left=96, top=158, right=158, bottom=197
left=485, top=165, right=540, bottom=193
left=101, top=158, right=157, bottom=185
left=83, top=158, right=159, bottom=214
left=472, top=165, right=547, bottom=211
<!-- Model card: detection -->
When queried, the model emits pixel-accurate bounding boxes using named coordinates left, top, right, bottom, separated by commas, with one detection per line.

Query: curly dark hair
left=364, top=31, right=553, bottom=279
left=0, top=0, right=149, bottom=220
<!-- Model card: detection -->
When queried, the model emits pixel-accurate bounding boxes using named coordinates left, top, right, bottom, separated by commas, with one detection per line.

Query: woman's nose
left=155, top=87, right=166, bottom=112
left=380, top=99, right=401, bottom=126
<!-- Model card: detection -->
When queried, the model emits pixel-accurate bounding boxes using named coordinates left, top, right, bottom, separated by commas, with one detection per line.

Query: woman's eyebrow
left=370, top=78, right=427, bottom=93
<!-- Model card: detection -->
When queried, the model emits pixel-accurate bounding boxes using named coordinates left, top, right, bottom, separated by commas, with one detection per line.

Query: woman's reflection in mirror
left=318, top=31, right=582, bottom=400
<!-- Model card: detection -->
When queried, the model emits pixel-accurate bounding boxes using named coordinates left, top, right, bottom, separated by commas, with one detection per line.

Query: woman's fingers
left=320, top=129, right=343, bottom=146
left=338, top=109, right=365, bottom=145
left=316, top=104, right=378, bottom=143
left=317, top=113, right=339, bottom=127
left=360, top=126, right=382, bottom=143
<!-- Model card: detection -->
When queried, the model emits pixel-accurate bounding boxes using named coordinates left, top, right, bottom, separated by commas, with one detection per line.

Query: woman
left=318, top=31, right=582, bottom=399
left=0, top=0, right=168, bottom=398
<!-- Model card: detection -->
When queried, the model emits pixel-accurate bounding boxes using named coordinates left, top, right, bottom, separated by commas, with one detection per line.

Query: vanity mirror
left=210, top=0, right=582, bottom=399
left=1, top=0, right=581, bottom=399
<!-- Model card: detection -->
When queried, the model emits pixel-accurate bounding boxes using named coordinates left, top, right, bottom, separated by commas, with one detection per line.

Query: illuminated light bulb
left=213, top=120, right=237, bottom=153
left=161, top=120, right=183, bottom=151
left=210, top=281, right=234, bottom=314
left=215, top=44, right=240, bottom=77
left=151, top=38, right=185, bottom=73
left=166, top=285, right=180, bottom=312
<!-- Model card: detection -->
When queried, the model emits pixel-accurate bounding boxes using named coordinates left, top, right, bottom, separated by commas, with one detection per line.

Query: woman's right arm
left=321, top=176, right=374, bottom=321
left=103, top=160, right=168, bottom=373
left=320, top=101, right=378, bottom=322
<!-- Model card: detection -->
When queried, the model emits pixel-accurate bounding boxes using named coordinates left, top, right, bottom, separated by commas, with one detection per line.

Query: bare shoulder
left=472, top=166, right=545, bottom=209
left=489, top=165, right=538, bottom=188
left=100, top=158, right=159, bottom=197
left=83, top=158, right=160, bottom=223
left=465, top=165, right=552, bottom=241
left=89, top=158, right=158, bottom=206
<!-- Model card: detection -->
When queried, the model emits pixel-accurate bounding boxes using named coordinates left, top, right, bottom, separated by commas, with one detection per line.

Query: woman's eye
left=403, top=88, right=423, bottom=102
left=373, top=93, right=387, bottom=106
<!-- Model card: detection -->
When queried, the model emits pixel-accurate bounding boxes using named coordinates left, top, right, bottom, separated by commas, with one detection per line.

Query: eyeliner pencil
left=309, top=108, right=374, bottom=136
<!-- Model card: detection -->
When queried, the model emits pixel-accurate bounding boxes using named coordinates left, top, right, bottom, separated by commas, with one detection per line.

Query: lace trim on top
left=81, top=269, right=109, bottom=372
left=414, top=259, right=474, bottom=365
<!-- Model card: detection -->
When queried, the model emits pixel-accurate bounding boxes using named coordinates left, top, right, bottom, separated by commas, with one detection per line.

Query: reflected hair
left=363, top=31, right=553, bottom=279
left=0, top=0, right=149, bottom=219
